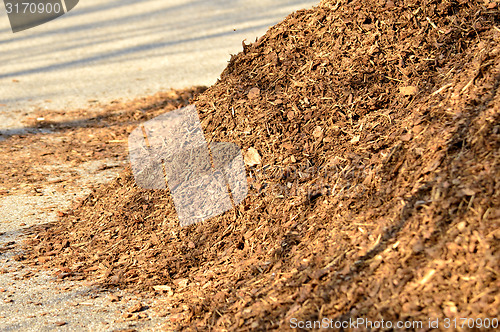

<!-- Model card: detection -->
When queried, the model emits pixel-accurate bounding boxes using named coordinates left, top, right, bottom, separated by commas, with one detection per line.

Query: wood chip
left=399, top=86, right=418, bottom=95
left=108, top=294, right=120, bottom=302
left=127, top=302, right=144, bottom=313
left=152, top=285, right=173, bottom=295
left=244, top=147, right=261, bottom=166
left=312, top=126, right=324, bottom=138
left=247, top=87, right=260, bottom=100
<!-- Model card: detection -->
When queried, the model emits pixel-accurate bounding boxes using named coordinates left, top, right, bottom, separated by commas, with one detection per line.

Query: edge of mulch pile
left=0, top=87, right=206, bottom=197
left=21, top=0, right=499, bottom=330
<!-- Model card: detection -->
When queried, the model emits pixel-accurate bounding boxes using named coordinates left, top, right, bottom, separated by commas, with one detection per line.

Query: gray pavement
left=0, top=0, right=317, bottom=116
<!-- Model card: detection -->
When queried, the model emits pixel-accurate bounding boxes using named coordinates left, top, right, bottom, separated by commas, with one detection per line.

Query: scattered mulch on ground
left=19, top=0, right=499, bottom=330
left=0, top=88, right=205, bottom=197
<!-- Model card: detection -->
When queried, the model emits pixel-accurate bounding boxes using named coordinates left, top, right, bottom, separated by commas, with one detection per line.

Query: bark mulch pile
left=20, top=0, right=499, bottom=330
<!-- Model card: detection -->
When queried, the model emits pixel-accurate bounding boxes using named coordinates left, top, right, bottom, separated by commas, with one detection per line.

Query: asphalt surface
left=0, top=0, right=317, bottom=115
left=0, top=1, right=317, bottom=330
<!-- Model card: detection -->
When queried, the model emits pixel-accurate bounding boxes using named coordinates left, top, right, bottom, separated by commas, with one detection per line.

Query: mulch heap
left=22, top=0, right=499, bottom=330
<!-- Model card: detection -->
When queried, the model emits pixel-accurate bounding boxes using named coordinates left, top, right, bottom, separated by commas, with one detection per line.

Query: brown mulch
left=0, top=88, right=206, bottom=197
left=16, top=0, right=500, bottom=330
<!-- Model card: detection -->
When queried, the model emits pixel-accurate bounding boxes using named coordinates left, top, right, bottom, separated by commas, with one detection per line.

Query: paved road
left=0, top=0, right=317, bottom=117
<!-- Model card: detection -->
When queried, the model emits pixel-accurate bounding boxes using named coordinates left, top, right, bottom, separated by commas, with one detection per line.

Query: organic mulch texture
left=21, top=0, right=499, bottom=330
left=0, top=88, right=205, bottom=197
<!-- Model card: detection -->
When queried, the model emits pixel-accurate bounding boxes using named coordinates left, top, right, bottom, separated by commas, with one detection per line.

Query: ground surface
left=0, top=0, right=316, bottom=115
left=2, top=0, right=500, bottom=331
left=0, top=88, right=204, bottom=331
